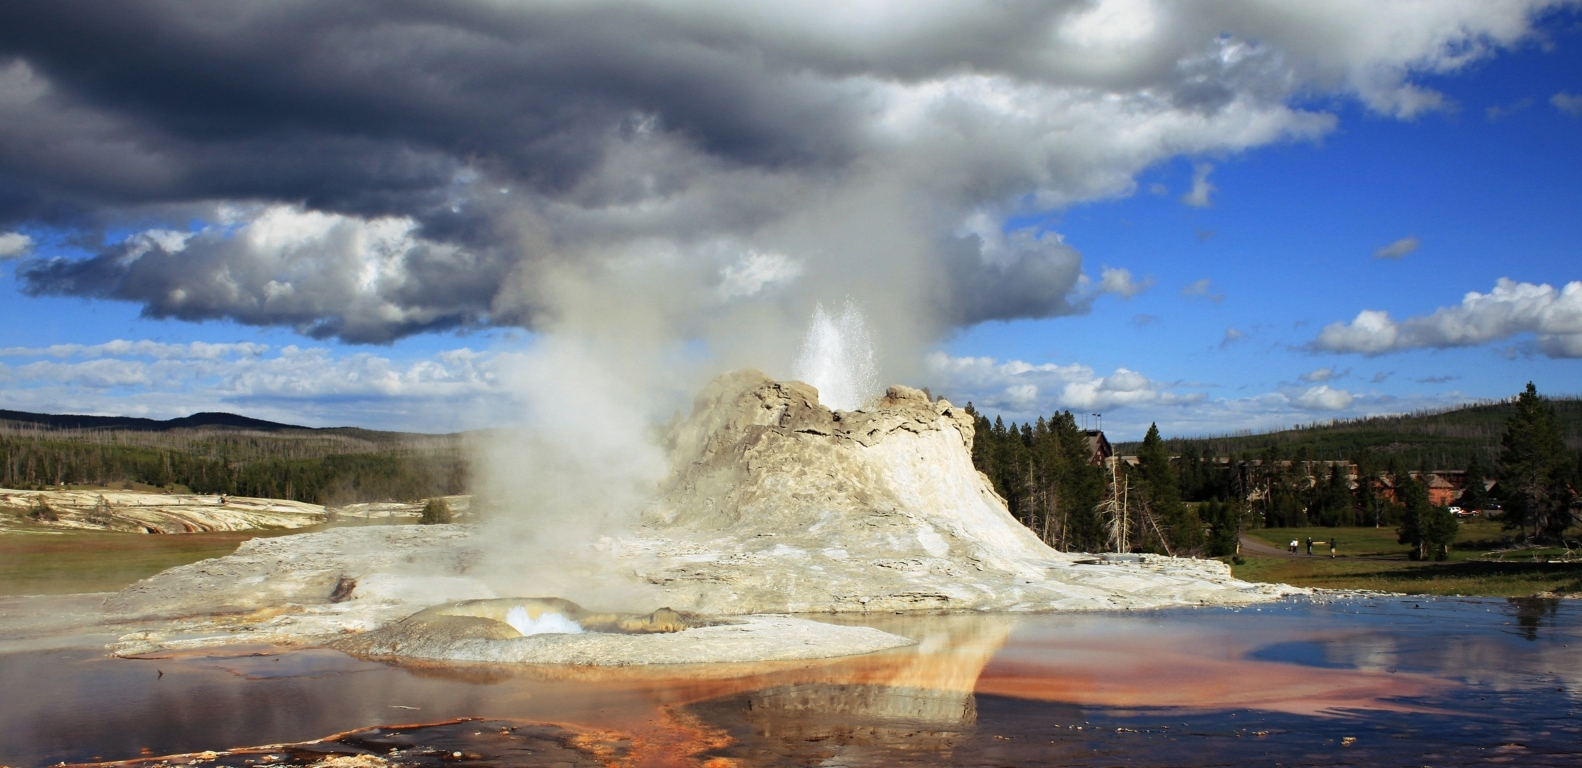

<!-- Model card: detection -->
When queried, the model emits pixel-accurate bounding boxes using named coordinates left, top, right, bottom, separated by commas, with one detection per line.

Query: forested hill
left=0, top=408, right=466, bottom=505
left=1114, top=397, right=1582, bottom=467
left=0, top=408, right=306, bottom=432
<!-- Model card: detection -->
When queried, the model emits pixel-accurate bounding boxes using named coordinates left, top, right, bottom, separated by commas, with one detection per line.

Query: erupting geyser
left=791, top=300, right=879, bottom=411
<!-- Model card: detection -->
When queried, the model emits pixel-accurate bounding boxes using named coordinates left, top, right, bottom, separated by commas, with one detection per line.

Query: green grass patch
left=1232, top=556, right=1582, bottom=597
left=1248, top=520, right=1577, bottom=561
left=1249, top=525, right=1418, bottom=558
left=0, top=526, right=318, bottom=595
left=1236, top=520, right=1582, bottom=596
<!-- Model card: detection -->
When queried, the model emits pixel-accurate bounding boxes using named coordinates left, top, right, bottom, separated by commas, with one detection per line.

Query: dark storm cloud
left=941, top=230, right=1089, bottom=326
left=0, top=0, right=1561, bottom=345
left=0, top=0, right=870, bottom=217
left=20, top=211, right=512, bottom=342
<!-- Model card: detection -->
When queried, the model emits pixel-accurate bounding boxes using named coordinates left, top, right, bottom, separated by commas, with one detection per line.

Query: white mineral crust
left=0, top=488, right=326, bottom=533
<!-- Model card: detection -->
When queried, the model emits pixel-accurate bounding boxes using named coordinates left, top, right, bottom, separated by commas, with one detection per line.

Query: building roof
left=1084, top=430, right=1113, bottom=464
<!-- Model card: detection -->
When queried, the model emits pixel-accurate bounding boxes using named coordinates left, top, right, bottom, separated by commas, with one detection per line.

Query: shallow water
left=0, top=596, right=1577, bottom=766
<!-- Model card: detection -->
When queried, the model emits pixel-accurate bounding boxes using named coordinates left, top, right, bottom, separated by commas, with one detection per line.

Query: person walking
left=1289, top=539, right=1299, bottom=554
left=1305, top=537, right=1313, bottom=556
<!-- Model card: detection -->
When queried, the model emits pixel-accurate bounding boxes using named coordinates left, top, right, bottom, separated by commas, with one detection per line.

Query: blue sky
left=0, top=2, right=1579, bottom=439
left=938, top=21, right=1582, bottom=438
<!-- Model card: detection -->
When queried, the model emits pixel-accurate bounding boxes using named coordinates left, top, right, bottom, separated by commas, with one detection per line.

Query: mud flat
left=97, top=371, right=1302, bottom=663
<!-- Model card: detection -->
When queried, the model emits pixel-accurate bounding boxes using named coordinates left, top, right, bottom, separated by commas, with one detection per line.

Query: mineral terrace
left=0, top=488, right=325, bottom=533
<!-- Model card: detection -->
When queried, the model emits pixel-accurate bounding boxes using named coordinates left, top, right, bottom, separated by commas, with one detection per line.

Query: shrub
left=87, top=494, right=114, bottom=526
left=27, top=495, right=59, bottom=522
left=418, top=497, right=452, bottom=525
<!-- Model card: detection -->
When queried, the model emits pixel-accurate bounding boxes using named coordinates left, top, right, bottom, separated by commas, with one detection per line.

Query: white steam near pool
left=505, top=607, right=584, bottom=637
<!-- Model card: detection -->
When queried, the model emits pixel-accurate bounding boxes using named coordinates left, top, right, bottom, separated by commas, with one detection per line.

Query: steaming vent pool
left=328, top=597, right=916, bottom=666
left=505, top=606, right=582, bottom=636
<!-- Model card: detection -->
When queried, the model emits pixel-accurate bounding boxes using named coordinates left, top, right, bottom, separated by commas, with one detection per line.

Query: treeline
left=0, top=424, right=467, bottom=505
left=968, top=406, right=1238, bottom=557
left=0, top=419, right=452, bottom=460
left=970, top=383, right=1581, bottom=558
left=1116, top=396, right=1582, bottom=469
left=966, top=406, right=1108, bottom=552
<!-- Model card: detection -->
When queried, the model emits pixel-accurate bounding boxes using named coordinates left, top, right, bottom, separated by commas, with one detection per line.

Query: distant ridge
left=0, top=408, right=313, bottom=432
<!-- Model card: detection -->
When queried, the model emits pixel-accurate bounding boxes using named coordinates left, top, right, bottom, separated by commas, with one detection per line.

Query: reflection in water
left=68, top=720, right=618, bottom=768
left=2, top=598, right=1579, bottom=767
left=1510, top=596, right=1562, bottom=641
left=687, top=615, right=1011, bottom=766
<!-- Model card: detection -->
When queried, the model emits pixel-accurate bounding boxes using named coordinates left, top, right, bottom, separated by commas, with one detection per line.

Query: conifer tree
left=1395, top=473, right=1430, bottom=561
left=1422, top=503, right=1460, bottom=561
left=1397, top=474, right=1458, bottom=560
left=1202, top=498, right=1242, bottom=557
left=1051, top=410, right=1106, bottom=551
left=1306, top=464, right=1349, bottom=527
left=1497, top=382, right=1574, bottom=541
left=1458, top=452, right=1490, bottom=513
left=1138, top=423, right=1201, bottom=553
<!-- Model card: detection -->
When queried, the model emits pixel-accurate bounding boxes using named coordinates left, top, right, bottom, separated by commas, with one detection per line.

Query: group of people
left=1287, top=536, right=1338, bottom=557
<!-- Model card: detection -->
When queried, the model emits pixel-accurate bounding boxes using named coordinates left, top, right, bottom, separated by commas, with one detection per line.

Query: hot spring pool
left=1, top=595, right=1576, bottom=767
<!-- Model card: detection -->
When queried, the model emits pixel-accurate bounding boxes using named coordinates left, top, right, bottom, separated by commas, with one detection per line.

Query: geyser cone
left=630, top=369, right=1299, bottom=614
left=650, top=368, right=1053, bottom=572
left=634, top=368, right=1061, bottom=613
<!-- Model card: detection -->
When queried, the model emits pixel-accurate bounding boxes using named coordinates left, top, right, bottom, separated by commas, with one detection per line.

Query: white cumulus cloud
left=1373, top=235, right=1420, bottom=259
left=1098, top=266, right=1154, bottom=299
left=1293, top=384, right=1355, bottom=411
left=0, top=231, right=33, bottom=259
left=1553, top=91, right=1582, bottom=117
left=0, top=340, right=511, bottom=432
left=1182, top=278, right=1225, bottom=304
left=0, top=340, right=269, bottom=360
left=923, top=351, right=1202, bottom=418
left=1313, top=278, right=1582, bottom=358
left=1181, top=162, right=1217, bottom=207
